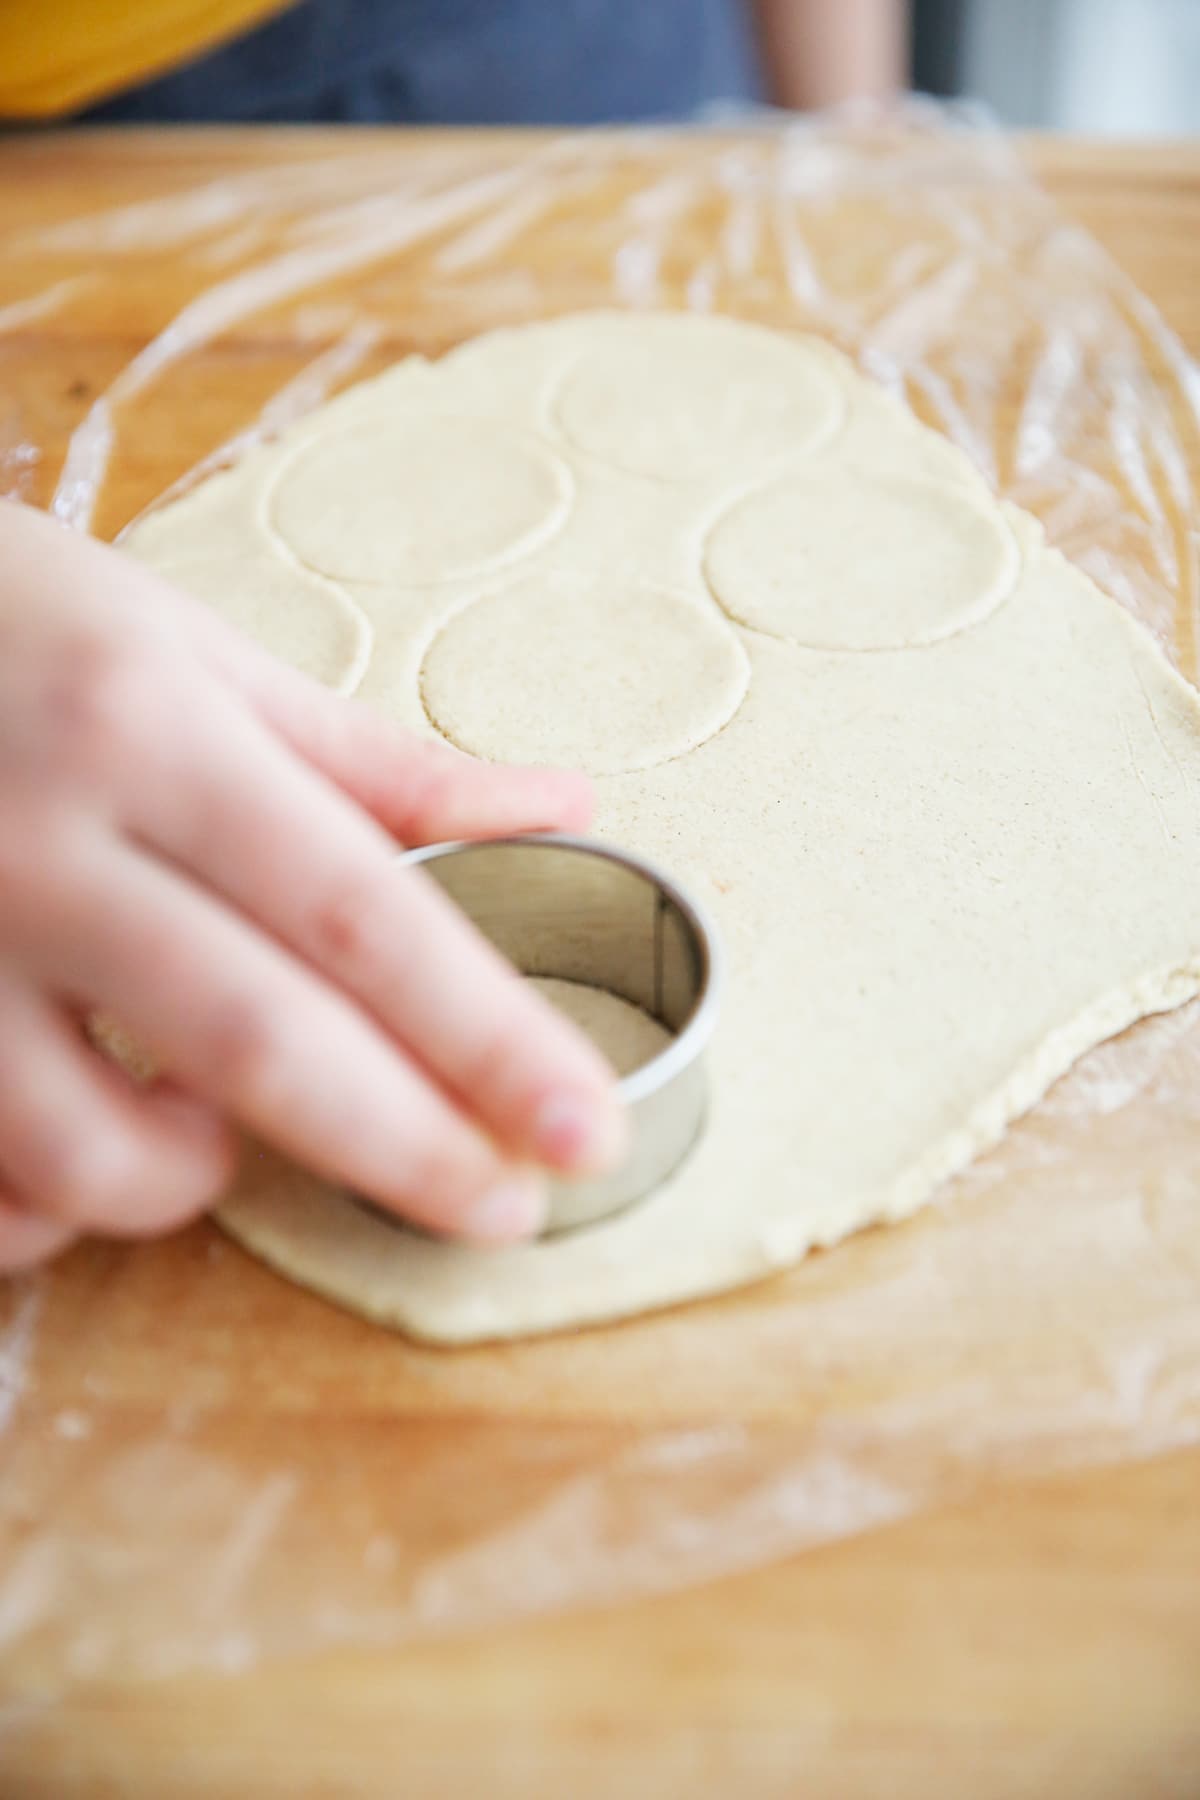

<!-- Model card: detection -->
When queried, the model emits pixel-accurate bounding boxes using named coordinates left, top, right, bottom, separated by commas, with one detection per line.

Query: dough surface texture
left=525, top=978, right=671, bottom=1078
left=123, top=311, right=1200, bottom=1342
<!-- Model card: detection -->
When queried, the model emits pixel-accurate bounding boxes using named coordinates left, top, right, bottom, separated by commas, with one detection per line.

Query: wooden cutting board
left=1, top=129, right=1199, bottom=1799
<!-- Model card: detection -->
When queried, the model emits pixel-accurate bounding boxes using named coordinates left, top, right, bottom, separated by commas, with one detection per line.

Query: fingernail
left=462, top=1174, right=547, bottom=1244
left=534, top=1091, right=628, bottom=1172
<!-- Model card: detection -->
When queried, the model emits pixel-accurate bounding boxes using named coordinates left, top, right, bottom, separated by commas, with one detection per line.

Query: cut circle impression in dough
left=704, top=467, right=1021, bottom=651
left=421, top=575, right=750, bottom=776
left=554, top=316, right=844, bottom=482
left=268, top=417, right=573, bottom=586
left=118, top=310, right=1200, bottom=1345
left=145, top=551, right=372, bottom=695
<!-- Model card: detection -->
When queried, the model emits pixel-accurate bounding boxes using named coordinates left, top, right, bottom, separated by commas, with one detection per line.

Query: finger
left=127, top=687, right=625, bottom=1174
left=162, top=570, right=595, bottom=841
left=17, top=520, right=591, bottom=846
left=37, top=837, right=548, bottom=1242
left=0, top=976, right=236, bottom=1234
left=257, top=681, right=596, bottom=846
left=0, top=1191, right=75, bottom=1272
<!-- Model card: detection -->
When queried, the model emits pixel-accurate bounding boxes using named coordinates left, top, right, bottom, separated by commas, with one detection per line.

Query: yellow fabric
left=0, top=0, right=297, bottom=118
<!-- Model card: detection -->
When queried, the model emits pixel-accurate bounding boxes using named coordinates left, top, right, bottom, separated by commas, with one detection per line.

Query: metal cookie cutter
left=402, top=833, right=722, bottom=1234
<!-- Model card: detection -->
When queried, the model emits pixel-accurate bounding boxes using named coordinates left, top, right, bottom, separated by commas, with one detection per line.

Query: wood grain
left=1, top=129, right=1199, bottom=1799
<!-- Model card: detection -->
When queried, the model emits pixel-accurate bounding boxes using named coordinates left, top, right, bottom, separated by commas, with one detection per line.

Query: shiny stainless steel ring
left=401, top=833, right=722, bottom=1234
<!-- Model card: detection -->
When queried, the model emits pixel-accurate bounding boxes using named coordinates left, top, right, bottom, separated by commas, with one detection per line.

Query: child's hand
left=0, top=501, right=624, bottom=1270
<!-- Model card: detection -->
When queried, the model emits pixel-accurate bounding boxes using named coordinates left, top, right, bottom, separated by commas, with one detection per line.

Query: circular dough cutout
left=704, top=468, right=1021, bottom=652
left=150, top=552, right=371, bottom=694
left=421, top=574, right=749, bottom=776
left=554, top=316, right=844, bottom=482
left=268, top=418, right=572, bottom=585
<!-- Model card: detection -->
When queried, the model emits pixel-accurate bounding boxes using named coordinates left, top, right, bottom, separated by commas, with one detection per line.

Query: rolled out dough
left=124, top=311, right=1200, bottom=1343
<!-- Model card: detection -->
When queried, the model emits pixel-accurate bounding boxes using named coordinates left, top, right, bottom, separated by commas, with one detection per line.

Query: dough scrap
left=122, top=311, right=1200, bottom=1343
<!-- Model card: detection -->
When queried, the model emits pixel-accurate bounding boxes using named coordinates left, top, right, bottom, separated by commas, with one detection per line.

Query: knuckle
left=457, top=1024, right=522, bottom=1105
left=106, top=1148, right=227, bottom=1238
left=196, top=996, right=290, bottom=1112
left=0, top=792, right=88, bottom=934
left=40, top=632, right=153, bottom=775
left=128, top=921, right=190, bottom=995
left=311, top=875, right=381, bottom=968
left=50, top=1116, right=226, bottom=1235
left=19, top=1120, right=128, bottom=1227
left=400, top=1132, right=492, bottom=1220
left=396, top=1138, right=466, bottom=1207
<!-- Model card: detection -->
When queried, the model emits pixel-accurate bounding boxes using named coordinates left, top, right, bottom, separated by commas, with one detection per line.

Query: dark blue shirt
left=84, top=0, right=764, bottom=124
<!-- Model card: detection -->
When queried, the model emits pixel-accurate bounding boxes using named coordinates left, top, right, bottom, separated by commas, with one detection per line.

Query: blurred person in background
left=0, top=0, right=909, bottom=126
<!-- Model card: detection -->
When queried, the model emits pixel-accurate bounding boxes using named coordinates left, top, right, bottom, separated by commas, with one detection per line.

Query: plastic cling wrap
left=1, top=105, right=1200, bottom=1686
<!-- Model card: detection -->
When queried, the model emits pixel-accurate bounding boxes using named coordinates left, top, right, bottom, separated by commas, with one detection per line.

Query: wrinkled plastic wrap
left=2, top=104, right=1200, bottom=1688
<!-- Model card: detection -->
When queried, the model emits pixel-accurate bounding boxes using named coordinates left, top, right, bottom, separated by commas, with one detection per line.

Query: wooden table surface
left=2, top=129, right=1200, bottom=1799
